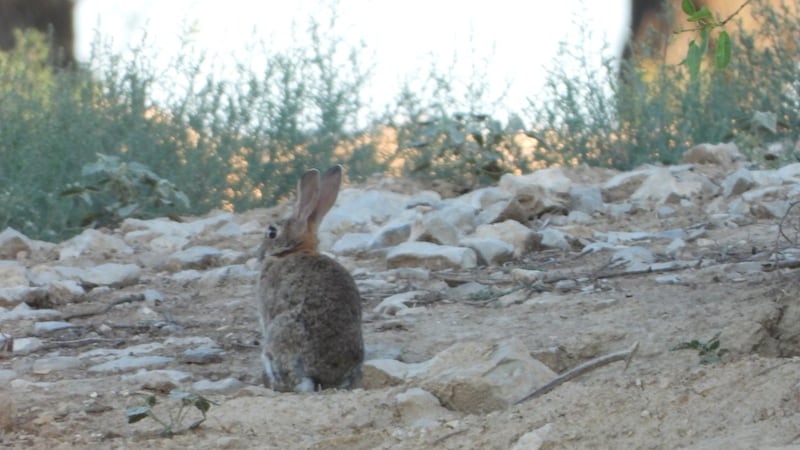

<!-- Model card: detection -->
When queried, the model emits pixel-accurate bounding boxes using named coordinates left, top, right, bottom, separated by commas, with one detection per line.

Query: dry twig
left=39, top=337, right=125, bottom=352
left=430, top=428, right=468, bottom=446
left=63, top=293, right=146, bottom=320
left=514, top=341, right=639, bottom=405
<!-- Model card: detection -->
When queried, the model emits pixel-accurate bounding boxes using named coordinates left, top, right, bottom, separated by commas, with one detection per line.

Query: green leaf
left=672, top=339, right=702, bottom=351
left=116, top=203, right=139, bottom=218
left=59, top=186, right=86, bottom=197
left=699, top=353, right=722, bottom=365
left=752, top=111, right=778, bottom=133
left=715, top=30, right=731, bottom=68
left=78, top=212, right=98, bottom=227
left=681, top=0, right=697, bottom=15
left=79, top=192, right=93, bottom=207
left=187, top=418, right=206, bottom=430
left=126, top=406, right=151, bottom=423
left=168, top=389, right=216, bottom=413
left=81, top=162, right=107, bottom=177
left=192, top=396, right=212, bottom=414
left=448, top=124, right=466, bottom=145
left=174, top=191, right=191, bottom=209
left=684, top=40, right=703, bottom=79
left=169, top=389, right=193, bottom=400
left=687, top=6, right=713, bottom=23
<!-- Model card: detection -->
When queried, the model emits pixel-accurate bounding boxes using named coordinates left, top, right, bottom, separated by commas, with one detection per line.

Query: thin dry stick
left=0, top=332, right=13, bottom=355
left=434, top=261, right=698, bottom=287
left=673, top=0, right=754, bottom=34
left=63, top=293, right=146, bottom=320
left=430, top=428, right=469, bottom=446
left=574, top=262, right=696, bottom=282
left=514, top=341, right=639, bottom=405
left=778, top=200, right=800, bottom=245
left=38, top=337, right=125, bottom=352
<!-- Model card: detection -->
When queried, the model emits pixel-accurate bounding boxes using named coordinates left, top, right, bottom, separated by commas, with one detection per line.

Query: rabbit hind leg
left=261, top=351, right=278, bottom=388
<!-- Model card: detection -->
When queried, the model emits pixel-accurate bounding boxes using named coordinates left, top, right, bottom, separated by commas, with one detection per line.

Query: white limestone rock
left=395, top=387, right=456, bottom=428
left=58, top=229, right=133, bottom=261
left=54, top=263, right=141, bottom=288
left=412, top=202, right=477, bottom=246
left=369, top=222, right=412, bottom=249
left=164, top=246, right=223, bottom=271
left=0, top=261, right=29, bottom=288
left=631, top=168, right=705, bottom=205
left=458, top=237, right=514, bottom=265
left=0, top=287, right=49, bottom=308
left=472, top=220, right=541, bottom=257
left=373, top=291, right=428, bottom=316
left=722, top=168, right=756, bottom=198
left=681, top=142, right=743, bottom=166
left=386, top=242, right=477, bottom=270
left=331, top=233, right=373, bottom=255
left=500, top=167, right=574, bottom=194
left=0, top=228, right=34, bottom=259
left=569, top=186, right=604, bottom=214
left=321, top=189, right=409, bottom=235
left=365, top=338, right=557, bottom=414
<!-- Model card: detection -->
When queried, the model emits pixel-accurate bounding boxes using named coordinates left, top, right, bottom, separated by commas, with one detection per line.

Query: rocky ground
left=1, top=142, right=800, bottom=449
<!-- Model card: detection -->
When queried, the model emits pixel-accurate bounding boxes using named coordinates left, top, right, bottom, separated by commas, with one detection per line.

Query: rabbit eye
left=267, top=225, right=278, bottom=239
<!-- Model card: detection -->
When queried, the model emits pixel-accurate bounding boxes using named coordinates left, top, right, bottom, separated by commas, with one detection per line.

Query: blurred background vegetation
left=1, top=0, right=799, bottom=242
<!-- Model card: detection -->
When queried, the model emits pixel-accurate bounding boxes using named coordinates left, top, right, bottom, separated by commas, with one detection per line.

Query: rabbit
left=256, top=165, right=364, bottom=392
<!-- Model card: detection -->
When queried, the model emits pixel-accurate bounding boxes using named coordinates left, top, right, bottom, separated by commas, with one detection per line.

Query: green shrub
left=61, top=153, right=190, bottom=228
left=526, top=0, right=800, bottom=170
left=0, top=15, right=380, bottom=241
left=1, top=1, right=799, bottom=242
left=383, top=48, right=533, bottom=189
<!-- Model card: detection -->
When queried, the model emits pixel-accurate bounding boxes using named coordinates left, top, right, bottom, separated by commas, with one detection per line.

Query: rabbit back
left=258, top=252, right=364, bottom=392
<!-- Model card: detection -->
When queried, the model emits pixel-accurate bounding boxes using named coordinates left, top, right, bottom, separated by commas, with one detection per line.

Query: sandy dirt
left=2, top=168, right=800, bottom=450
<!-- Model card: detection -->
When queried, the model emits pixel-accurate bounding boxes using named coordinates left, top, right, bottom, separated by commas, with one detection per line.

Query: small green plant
left=677, top=0, right=746, bottom=78
left=395, top=112, right=520, bottom=188
left=672, top=332, right=729, bottom=365
left=387, top=44, right=530, bottom=189
left=529, top=0, right=800, bottom=171
left=468, top=289, right=503, bottom=301
left=126, top=389, right=216, bottom=436
left=61, top=153, right=190, bottom=228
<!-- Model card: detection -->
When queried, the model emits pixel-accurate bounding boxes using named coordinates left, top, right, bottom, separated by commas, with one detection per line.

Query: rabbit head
left=259, top=165, right=342, bottom=258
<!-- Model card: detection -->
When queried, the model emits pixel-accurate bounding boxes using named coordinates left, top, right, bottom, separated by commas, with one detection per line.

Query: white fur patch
left=261, top=353, right=276, bottom=386
left=294, top=377, right=315, bottom=393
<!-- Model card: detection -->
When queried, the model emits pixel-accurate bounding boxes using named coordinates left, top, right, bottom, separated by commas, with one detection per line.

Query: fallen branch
left=39, top=337, right=125, bottom=352
left=778, top=200, right=800, bottom=246
left=551, top=262, right=697, bottom=283
left=514, top=341, right=639, bottom=405
left=0, top=332, right=13, bottom=356
left=434, top=261, right=701, bottom=288
left=63, top=293, right=146, bottom=320
left=762, top=259, right=800, bottom=272
left=430, top=428, right=468, bottom=446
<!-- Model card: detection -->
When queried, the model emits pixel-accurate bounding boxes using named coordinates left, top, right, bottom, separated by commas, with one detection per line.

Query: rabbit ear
left=307, top=165, right=342, bottom=230
left=293, top=169, right=321, bottom=227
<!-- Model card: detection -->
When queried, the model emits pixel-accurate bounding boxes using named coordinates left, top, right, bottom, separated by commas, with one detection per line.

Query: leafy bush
left=1, top=0, right=799, bottom=242
left=672, top=331, right=729, bottom=365
left=61, top=153, right=190, bottom=228
left=0, top=15, right=379, bottom=241
left=126, top=389, right=216, bottom=436
left=526, top=0, right=800, bottom=170
left=0, top=30, right=107, bottom=240
left=383, top=49, right=533, bottom=189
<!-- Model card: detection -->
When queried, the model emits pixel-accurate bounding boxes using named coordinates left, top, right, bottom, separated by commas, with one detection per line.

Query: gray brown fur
left=256, top=166, right=364, bottom=392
